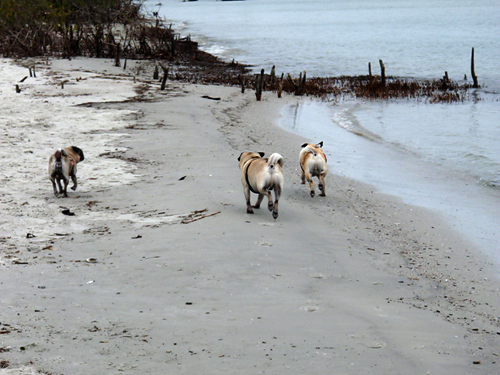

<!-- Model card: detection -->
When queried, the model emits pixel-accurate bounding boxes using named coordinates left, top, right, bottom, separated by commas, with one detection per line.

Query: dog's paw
left=267, top=203, right=273, bottom=212
left=272, top=211, right=279, bottom=220
left=247, top=208, right=254, bottom=214
left=71, top=185, right=77, bottom=191
left=319, top=184, right=324, bottom=191
left=310, top=190, right=315, bottom=198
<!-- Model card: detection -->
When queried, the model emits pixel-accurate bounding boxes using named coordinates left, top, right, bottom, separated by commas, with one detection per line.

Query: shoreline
left=276, top=99, right=500, bottom=267
left=1, top=57, right=499, bottom=374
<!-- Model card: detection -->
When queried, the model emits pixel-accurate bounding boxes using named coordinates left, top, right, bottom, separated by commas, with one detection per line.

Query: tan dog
left=48, top=146, right=85, bottom=197
left=238, top=152, right=284, bottom=219
left=299, top=141, right=327, bottom=197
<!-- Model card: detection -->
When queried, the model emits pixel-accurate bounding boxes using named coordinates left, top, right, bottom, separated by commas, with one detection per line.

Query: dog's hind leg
left=272, top=184, right=282, bottom=219
left=253, top=193, right=264, bottom=209
left=244, top=187, right=254, bottom=214
left=318, top=171, right=327, bottom=197
left=56, top=178, right=64, bottom=196
left=70, top=172, right=78, bottom=191
left=61, top=176, right=69, bottom=197
left=259, top=190, right=273, bottom=212
left=304, top=170, right=315, bottom=197
left=301, top=169, right=306, bottom=184
left=51, top=178, right=59, bottom=196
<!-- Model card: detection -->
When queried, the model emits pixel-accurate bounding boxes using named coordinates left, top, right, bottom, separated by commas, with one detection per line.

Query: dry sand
left=0, top=57, right=499, bottom=374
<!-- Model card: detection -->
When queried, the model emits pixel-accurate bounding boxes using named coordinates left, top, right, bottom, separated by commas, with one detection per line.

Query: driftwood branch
left=159, top=63, right=169, bottom=90
left=287, top=71, right=306, bottom=95
left=114, top=42, right=121, bottom=67
left=201, top=95, right=221, bottom=101
left=181, top=210, right=221, bottom=224
left=153, top=63, right=159, bottom=80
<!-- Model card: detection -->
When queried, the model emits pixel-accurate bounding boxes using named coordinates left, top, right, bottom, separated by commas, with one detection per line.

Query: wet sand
left=0, top=57, right=499, bottom=375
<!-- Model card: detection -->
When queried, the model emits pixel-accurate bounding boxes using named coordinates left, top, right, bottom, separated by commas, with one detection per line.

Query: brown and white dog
left=299, top=141, right=327, bottom=197
left=48, top=146, right=85, bottom=197
left=238, top=152, right=284, bottom=219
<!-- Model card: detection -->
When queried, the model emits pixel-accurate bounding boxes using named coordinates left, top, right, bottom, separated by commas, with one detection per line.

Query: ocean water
left=146, top=0, right=500, bottom=262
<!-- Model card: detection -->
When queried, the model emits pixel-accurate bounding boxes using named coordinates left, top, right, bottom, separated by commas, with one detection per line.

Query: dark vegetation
left=0, top=0, right=476, bottom=102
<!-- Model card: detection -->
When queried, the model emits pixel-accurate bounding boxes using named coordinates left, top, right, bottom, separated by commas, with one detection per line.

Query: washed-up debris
left=26, top=232, right=35, bottom=238
left=181, top=209, right=221, bottom=224
left=88, top=325, right=101, bottom=332
left=201, top=95, right=221, bottom=101
left=131, top=235, right=142, bottom=239
left=85, top=258, right=98, bottom=263
left=13, top=260, right=28, bottom=265
left=178, top=176, right=186, bottom=181
left=62, top=208, right=75, bottom=216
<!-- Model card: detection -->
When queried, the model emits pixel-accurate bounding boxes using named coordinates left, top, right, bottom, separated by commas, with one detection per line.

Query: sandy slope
left=0, top=57, right=499, bottom=375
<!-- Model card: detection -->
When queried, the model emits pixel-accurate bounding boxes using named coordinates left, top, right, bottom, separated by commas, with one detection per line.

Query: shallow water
left=279, top=99, right=500, bottom=263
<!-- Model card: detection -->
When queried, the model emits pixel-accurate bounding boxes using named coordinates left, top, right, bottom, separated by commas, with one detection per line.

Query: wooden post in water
left=277, top=73, right=284, bottom=98
left=237, top=74, right=246, bottom=93
left=255, top=69, right=264, bottom=101
left=471, top=47, right=479, bottom=88
left=299, top=70, right=306, bottom=94
left=441, top=71, right=450, bottom=90
left=379, top=59, right=385, bottom=86
left=270, top=65, right=276, bottom=88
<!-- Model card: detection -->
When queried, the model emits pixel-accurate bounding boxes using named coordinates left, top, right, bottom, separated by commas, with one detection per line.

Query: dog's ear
left=317, top=141, right=323, bottom=148
left=258, top=152, right=265, bottom=157
left=60, top=148, right=69, bottom=157
left=301, top=143, right=308, bottom=148
left=237, top=153, right=243, bottom=161
left=71, top=146, right=84, bottom=161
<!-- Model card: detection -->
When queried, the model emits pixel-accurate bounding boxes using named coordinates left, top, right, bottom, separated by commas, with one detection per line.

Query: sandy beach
left=1, top=57, right=499, bottom=374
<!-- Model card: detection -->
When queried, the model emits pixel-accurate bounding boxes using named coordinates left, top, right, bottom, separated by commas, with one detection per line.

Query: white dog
left=238, top=152, right=284, bottom=219
left=299, top=141, right=327, bottom=197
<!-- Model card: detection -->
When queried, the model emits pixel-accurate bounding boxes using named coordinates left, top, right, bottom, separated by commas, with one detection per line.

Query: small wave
left=203, top=44, right=227, bottom=56
left=332, top=108, right=382, bottom=143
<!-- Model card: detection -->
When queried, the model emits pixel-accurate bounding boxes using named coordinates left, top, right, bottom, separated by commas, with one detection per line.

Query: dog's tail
left=303, top=145, right=327, bottom=162
left=267, top=153, right=284, bottom=171
left=54, top=149, right=63, bottom=173
left=54, top=148, right=69, bottom=173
